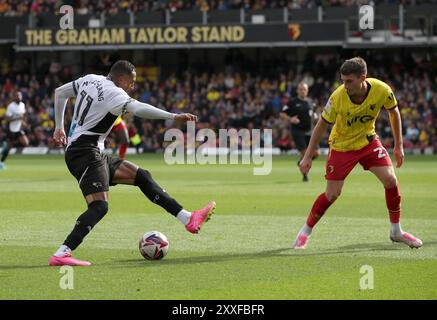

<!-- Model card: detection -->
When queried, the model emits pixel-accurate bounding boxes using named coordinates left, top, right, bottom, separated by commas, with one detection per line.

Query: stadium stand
left=0, top=50, right=436, bottom=152
left=0, top=1, right=436, bottom=154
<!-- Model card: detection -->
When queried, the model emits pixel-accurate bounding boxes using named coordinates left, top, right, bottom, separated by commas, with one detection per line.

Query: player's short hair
left=108, top=60, right=135, bottom=78
left=340, top=57, right=367, bottom=77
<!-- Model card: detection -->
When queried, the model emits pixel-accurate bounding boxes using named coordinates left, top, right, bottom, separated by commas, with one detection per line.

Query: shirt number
left=75, top=90, right=94, bottom=126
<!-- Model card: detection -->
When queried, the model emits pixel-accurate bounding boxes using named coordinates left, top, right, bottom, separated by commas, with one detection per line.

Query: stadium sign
left=16, top=22, right=346, bottom=50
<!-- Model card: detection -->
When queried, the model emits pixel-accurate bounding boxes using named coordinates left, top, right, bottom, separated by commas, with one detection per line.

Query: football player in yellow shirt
left=111, top=115, right=129, bottom=159
left=293, top=57, right=422, bottom=249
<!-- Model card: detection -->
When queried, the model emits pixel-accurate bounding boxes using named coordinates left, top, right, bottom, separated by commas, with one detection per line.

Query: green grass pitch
left=0, top=154, right=436, bottom=299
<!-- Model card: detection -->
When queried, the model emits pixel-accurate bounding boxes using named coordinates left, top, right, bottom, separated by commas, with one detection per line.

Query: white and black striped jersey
left=67, top=74, right=132, bottom=149
left=54, top=73, right=175, bottom=151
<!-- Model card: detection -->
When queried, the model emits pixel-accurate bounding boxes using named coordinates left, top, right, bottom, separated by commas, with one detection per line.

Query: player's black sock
left=1, top=142, right=9, bottom=162
left=63, top=200, right=108, bottom=250
left=134, top=168, right=183, bottom=216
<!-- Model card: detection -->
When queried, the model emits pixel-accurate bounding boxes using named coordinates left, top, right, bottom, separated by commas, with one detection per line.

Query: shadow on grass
left=110, top=248, right=291, bottom=267
left=0, top=264, right=52, bottom=270
left=291, top=240, right=437, bottom=258
left=109, top=240, right=437, bottom=267
left=1, top=241, right=435, bottom=270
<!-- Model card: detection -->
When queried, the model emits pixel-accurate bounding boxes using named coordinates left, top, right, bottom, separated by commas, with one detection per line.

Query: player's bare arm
left=53, top=128, right=67, bottom=146
left=53, top=82, right=76, bottom=146
left=125, top=99, right=197, bottom=122
left=388, top=106, right=404, bottom=168
left=175, top=113, right=198, bottom=122
left=299, top=117, right=329, bottom=175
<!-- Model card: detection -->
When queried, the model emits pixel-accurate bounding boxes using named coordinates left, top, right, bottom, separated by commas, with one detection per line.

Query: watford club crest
left=288, top=24, right=301, bottom=41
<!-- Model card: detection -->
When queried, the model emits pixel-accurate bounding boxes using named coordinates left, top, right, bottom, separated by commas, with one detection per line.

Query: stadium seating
left=0, top=51, right=436, bottom=153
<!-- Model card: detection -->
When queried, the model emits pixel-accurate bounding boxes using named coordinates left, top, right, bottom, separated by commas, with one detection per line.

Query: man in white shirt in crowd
left=0, top=91, right=29, bottom=169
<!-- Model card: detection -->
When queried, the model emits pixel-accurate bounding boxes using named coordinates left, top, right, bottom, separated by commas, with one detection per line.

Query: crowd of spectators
left=1, top=0, right=436, bottom=16
left=0, top=50, right=436, bottom=153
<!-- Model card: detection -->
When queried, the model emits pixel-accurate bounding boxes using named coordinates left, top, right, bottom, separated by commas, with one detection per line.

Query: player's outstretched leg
left=49, top=200, right=109, bottom=266
left=133, top=168, right=216, bottom=234
left=385, top=184, right=422, bottom=249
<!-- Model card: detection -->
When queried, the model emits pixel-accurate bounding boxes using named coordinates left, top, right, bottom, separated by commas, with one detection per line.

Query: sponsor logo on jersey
left=346, top=115, right=374, bottom=127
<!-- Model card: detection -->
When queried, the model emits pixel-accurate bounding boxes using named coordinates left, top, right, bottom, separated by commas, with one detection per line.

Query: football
left=139, top=231, right=169, bottom=260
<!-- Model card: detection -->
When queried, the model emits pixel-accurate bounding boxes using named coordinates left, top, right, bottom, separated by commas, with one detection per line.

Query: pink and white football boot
left=49, top=252, right=92, bottom=266
left=390, top=231, right=423, bottom=249
left=292, top=233, right=310, bottom=249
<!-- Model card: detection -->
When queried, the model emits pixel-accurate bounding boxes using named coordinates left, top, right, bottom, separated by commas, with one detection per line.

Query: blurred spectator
left=1, top=0, right=437, bottom=16
left=0, top=50, right=436, bottom=153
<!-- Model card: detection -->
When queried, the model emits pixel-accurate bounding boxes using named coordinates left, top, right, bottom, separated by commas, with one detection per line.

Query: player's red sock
left=385, top=184, right=401, bottom=223
left=119, top=144, right=128, bottom=160
left=306, top=193, right=334, bottom=228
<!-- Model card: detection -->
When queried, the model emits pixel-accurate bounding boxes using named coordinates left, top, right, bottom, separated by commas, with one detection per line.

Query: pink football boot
left=49, top=252, right=92, bottom=266
left=185, top=201, right=216, bottom=234
left=390, top=231, right=423, bottom=249
left=293, top=233, right=310, bottom=249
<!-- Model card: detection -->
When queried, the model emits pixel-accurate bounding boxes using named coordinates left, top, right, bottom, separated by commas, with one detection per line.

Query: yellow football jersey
left=322, top=78, right=397, bottom=152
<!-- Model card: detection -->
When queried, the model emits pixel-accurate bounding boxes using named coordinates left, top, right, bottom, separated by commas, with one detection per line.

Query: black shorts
left=6, top=130, right=25, bottom=142
left=65, top=144, right=124, bottom=197
left=291, top=129, right=311, bottom=152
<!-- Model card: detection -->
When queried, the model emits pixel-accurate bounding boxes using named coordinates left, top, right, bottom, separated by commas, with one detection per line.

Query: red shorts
left=325, top=138, right=392, bottom=181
